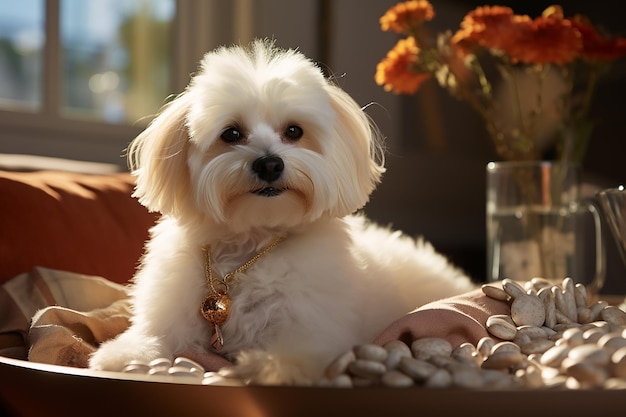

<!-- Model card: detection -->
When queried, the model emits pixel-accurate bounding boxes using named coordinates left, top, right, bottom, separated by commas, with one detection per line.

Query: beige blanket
left=0, top=267, right=508, bottom=372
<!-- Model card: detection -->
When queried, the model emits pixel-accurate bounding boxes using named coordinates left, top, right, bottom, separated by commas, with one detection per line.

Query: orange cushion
left=0, top=170, right=159, bottom=284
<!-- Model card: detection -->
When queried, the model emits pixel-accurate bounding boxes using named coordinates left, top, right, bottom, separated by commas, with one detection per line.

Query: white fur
left=88, top=40, right=476, bottom=384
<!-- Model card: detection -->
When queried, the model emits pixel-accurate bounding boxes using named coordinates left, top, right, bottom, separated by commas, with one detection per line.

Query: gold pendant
left=200, top=292, right=232, bottom=326
left=210, top=324, right=224, bottom=350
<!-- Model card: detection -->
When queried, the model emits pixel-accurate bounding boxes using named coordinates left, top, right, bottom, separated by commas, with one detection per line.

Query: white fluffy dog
left=88, top=39, right=476, bottom=384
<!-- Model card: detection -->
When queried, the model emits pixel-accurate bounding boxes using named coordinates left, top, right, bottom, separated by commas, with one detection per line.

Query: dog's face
left=128, top=40, right=385, bottom=233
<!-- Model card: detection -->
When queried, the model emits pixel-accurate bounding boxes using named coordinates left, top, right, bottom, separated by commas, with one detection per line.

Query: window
left=0, top=0, right=175, bottom=123
left=60, top=0, right=175, bottom=123
left=0, top=0, right=44, bottom=110
left=0, top=0, right=234, bottom=167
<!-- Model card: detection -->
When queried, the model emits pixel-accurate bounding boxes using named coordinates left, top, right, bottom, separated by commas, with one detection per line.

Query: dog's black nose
left=252, top=155, right=284, bottom=183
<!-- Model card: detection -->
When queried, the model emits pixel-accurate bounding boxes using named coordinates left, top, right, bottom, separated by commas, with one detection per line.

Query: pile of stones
left=318, top=277, right=626, bottom=389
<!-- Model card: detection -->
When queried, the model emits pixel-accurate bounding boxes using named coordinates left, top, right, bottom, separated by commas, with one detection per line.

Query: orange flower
left=570, top=15, right=626, bottom=61
left=452, top=5, right=582, bottom=65
left=380, top=0, right=435, bottom=34
left=505, top=14, right=582, bottom=65
left=451, top=6, right=521, bottom=57
left=375, top=37, right=430, bottom=95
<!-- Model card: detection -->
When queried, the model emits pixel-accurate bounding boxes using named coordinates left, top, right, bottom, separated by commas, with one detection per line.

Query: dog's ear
left=325, top=85, right=386, bottom=217
left=127, top=93, right=192, bottom=216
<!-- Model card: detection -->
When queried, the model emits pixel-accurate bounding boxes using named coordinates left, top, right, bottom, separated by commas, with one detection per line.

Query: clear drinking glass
left=598, top=186, right=626, bottom=276
left=486, top=161, right=605, bottom=294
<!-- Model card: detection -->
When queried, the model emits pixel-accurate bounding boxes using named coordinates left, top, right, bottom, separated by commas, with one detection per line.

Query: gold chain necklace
left=200, top=235, right=285, bottom=349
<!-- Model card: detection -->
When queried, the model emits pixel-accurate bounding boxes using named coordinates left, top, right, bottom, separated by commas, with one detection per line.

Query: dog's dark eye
left=221, top=127, right=243, bottom=143
left=284, top=125, right=303, bottom=141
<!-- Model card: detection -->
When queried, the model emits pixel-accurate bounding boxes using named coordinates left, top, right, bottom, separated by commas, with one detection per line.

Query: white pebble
left=530, top=277, right=554, bottom=290
left=451, top=367, right=484, bottom=388
left=601, top=306, right=626, bottom=327
left=168, top=366, right=203, bottom=380
left=411, top=337, right=452, bottom=359
left=582, top=327, right=606, bottom=344
left=540, top=344, right=571, bottom=368
left=331, top=374, right=353, bottom=388
left=555, top=309, right=575, bottom=324
left=516, top=325, right=548, bottom=340
left=202, top=372, right=244, bottom=386
left=122, top=363, right=150, bottom=374
left=502, top=279, right=527, bottom=299
left=589, top=301, right=609, bottom=321
left=477, top=337, right=496, bottom=358
left=563, top=361, right=608, bottom=387
left=347, top=359, right=386, bottom=379
left=481, top=284, right=510, bottom=301
left=577, top=307, right=593, bottom=324
left=424, top=368, right=452, bottom=388
left=511, top=294, right=545, bottom=327
left=173, top=357, right=205, bottom=372
left=481, top=350, right=524, bottom=370
left=566, top=344, right=610, bottom=367
left=384, top=344, right=411, bottom=370
left=605, top=377, right=626, bottom=389
left=354, top=344, right=388, bottom=362
left=562, top=327, right=584, bottom=346
left=398, top=356, right=437, bottom=382
left=611, top=347, right=626, bottom=378
left=325, top=349, right=356, bottom=379
left=491, top=341, right=520, bottom=355
left=451, top=342, right=481, bottom=366
left=561, top=279, right=578, bottom=322
left=486, top=315, right=517, bottom=340
left=520, top=338, right=554, bottom=355
left=148, top=367, right=169, bottom=376
left=148, top=357, right=172, bottom=368
left=598, top=333, right=626, bottom=354
left=383, top=340, right=412, bottom=356
left=574, top=283, right=588, bottom=309
left=381, top=370, right=414, bottom=387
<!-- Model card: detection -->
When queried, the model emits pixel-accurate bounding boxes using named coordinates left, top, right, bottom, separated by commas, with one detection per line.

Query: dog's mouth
left=253, top=187, right=285, bottom=197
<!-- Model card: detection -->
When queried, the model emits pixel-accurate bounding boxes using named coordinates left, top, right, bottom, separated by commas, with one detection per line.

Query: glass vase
left=486, top=161, right=606, bottom=295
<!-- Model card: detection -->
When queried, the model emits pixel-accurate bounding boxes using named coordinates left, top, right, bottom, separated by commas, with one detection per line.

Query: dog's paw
left=89, top=334, right=165, bottom=372
left=219, top=350, right=319, bottom=386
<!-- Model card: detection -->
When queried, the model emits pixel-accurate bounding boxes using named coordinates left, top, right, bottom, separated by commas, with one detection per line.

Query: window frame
left=0, top=0, right=237, bottom=169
